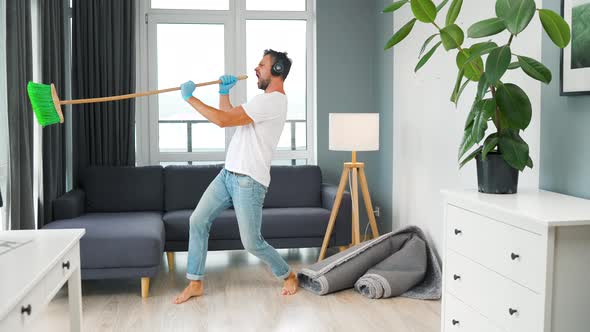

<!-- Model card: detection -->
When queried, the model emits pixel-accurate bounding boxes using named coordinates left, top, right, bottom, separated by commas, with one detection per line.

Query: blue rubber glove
left=219, top=75, right=238, bottom=95
left=180, top=80, right=196, bottom=101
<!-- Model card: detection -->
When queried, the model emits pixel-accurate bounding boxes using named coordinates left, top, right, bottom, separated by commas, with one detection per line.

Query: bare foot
left=281, top=272, right=298, bottom=296
left=173, top=280, right=204, bottom=304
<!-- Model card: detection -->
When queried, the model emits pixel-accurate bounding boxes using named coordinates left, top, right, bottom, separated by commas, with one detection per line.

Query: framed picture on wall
left=561, top=0, right=590, bottom=95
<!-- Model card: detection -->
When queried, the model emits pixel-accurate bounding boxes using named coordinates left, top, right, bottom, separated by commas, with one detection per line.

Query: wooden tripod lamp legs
left=318, top=163, right=380, bottom=262
left=359, top=168, right=380, bottom=240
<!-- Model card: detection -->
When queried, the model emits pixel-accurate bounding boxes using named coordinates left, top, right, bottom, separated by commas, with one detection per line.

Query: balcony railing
left=158, top=119, right=307, bottom=165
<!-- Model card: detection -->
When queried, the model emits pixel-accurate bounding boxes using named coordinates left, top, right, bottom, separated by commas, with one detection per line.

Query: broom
left=27, top=75, right=248, bottom=127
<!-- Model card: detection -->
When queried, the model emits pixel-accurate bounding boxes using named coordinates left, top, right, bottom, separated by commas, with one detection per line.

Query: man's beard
left=257, top=77, right=270, bottom=90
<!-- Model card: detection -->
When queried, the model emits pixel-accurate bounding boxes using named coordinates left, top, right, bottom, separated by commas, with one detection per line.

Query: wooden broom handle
left=60, top=75, right=248, bottom=105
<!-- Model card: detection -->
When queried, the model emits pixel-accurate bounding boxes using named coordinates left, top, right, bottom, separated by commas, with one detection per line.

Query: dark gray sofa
left=44, top=164, right=352, bottom=297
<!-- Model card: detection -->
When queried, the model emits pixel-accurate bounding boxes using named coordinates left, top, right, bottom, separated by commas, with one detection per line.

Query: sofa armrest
left=321, top=183, right=352, bottom=246
left=53, top=189, right=86, bottom=220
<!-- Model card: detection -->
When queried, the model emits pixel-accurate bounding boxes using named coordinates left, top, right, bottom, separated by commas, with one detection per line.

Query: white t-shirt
left=224, top=91, right=288, bottom=187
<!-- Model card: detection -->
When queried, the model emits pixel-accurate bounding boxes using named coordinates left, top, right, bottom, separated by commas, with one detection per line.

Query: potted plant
left=383, top=0, right=571, bottom=193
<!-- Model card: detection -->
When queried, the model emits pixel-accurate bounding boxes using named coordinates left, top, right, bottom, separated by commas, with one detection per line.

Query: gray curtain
left=38, top=0, right=68, bottom=227
left=72, top=0, right=136, bottom=187
left=6, top=0, right=35, bottom=230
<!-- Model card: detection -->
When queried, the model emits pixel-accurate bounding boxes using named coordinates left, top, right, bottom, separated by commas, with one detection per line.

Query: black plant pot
left=475, top=152, right=519, bottom=194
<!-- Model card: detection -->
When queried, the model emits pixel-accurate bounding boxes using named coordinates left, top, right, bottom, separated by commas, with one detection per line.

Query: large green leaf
left=451, top=69, right=465, bottom=103
left=517, top=55, right=552, bottom=84
left=493, top=104, right=511, bottom=130
left=450, top=68, right=465, bottom=105
left=385, top=19, right=417, bottom=50
left=462, top=42, right=498, bottom=69
left=440, top=24, right=465, bottom=50
left=446, top=0, right=463, bottom=26
left=411, top=0, right=437, bottom=23
left=459, top=122, right=477, bottom=160
left=416, top=41, right=443, bottom=72
left=495, top=0, right=536, bottom=34
left=496, top=83, right=532, bottom=130
left=538, top=9, right=571, bottom=48
left=467, top=18, right=506, bottom=38
left=477, top=73, right=489, bottom=99
left=485, top=45, right=511, bottom=83
left=383, top=0, right=409, bottom=13
left=465, top=100, right=477, bottom=129
left=482, top=133, right=499, bottom=160
left=419, top=33, right=440, bottom=57
left=459, top=146, right=483, bottom=168
left=459, top=99, right=493, bottom=159
left=495, top=0, right=511, bottom=22
left=451, top=79, right=470, bottom=105
left=471, top=98, right=496, bottom=143
left=456, top=50, right=483, bottom=81
left=498, top=129, right=529, bottom=171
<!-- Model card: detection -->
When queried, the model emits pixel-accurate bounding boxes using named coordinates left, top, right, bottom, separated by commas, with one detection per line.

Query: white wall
left=392, top=0, right=542, bottom=252
left=0, top=0, right=9, bottom=230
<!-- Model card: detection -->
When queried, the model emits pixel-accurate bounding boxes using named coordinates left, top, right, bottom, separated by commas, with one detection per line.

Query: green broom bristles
left=27, top=81, right=61, bottom=127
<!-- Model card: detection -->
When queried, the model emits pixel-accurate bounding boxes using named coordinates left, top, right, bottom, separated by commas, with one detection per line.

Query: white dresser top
left=0, top=229, right=85, bottom=319
left=442, top=189, right=590, bottom=227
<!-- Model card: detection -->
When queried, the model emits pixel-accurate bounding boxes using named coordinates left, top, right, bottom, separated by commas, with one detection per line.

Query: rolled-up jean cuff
left=187, top=273, right=204, bottom=281
left=277, top=267, right=292, bottom=280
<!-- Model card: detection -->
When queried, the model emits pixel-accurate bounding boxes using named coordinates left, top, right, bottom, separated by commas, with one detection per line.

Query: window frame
left=135, top=0, right=316, bottom=166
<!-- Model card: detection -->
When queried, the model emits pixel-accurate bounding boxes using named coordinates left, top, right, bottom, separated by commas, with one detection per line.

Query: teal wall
left=540, top=0, right=590, bottom=199
left=317, top=0, right=394, bottom=234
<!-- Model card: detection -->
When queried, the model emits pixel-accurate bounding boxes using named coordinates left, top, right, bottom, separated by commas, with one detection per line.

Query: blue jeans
left=186, top=168, right=291, bottom=281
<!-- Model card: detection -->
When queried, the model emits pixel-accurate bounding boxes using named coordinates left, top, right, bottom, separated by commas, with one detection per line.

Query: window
left=155, top=23, right=226, bottom=153
left=137, top=0, right=315, bottom=166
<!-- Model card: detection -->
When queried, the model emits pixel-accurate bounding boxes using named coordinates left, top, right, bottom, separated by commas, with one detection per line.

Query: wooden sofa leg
left=141, top=277, right=150, bottom=298
left=166, top=252, right=175, bottom=272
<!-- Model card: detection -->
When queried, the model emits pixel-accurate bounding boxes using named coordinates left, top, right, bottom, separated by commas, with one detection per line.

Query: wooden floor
left=31, top=248, right=441, bottom=332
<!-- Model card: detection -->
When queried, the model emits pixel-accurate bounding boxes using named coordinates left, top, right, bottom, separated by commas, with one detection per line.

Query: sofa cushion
left=83, top=166, right=164, bottom=212
left=163, top=207, right=331, bottom=241
left=164, top=164, right=224, bottom=212
left=164, top=165, right=322, bottom=210
left=265, top=166, right=322, bottom=208
left=43, top=212, right=164, bottom=269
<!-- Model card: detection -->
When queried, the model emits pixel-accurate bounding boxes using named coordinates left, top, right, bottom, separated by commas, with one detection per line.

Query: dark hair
left=263, top=49, right=292, bottom=81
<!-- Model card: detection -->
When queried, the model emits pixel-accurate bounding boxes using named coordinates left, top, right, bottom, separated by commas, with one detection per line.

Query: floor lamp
left=318, top=113, right=380, bottom=261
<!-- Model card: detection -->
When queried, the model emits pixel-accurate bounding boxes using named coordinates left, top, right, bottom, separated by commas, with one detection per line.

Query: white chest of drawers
left=441, top=189, right=590, bottom=332
left=0, top=229, right=85, bottom=332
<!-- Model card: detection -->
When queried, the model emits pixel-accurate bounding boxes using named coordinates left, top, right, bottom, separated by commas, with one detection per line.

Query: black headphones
left=271, top=58, right=285, bottom=76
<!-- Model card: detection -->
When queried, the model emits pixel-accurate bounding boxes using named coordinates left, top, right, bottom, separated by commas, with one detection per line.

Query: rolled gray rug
left=354, top=233, right=426, bottom=299
left=298, top=225, right=441, bottom=300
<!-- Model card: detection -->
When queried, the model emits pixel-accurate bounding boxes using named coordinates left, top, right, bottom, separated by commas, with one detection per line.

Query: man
left=173, top=50, right=298, bottom=304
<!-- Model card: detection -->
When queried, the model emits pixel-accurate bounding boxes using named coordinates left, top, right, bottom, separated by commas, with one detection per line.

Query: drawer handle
left=452, top=319, right=460, bottom=325
left=509, top=308, right=518, bottom=316
left=62, top=261, right=70, bottom=270
left=510, top=253, right=520, bottom=261
left=453, top=274, right=461, bottom=280
left=21, top=304, right=32, bottom=316
left=454, top=229, right=462, bottom=235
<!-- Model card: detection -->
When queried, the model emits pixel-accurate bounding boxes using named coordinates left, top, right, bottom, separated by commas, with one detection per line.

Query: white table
left=0, top=229, right=85, bottom=332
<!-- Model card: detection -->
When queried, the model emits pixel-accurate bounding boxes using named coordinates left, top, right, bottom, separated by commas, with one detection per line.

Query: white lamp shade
left=329, top=113, right=379, bottom=151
